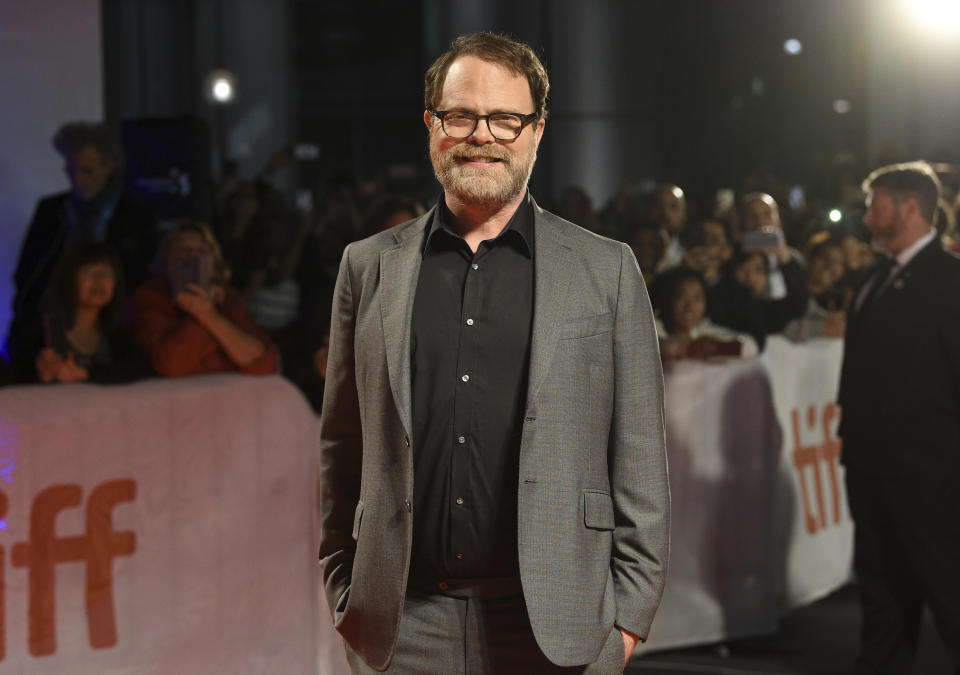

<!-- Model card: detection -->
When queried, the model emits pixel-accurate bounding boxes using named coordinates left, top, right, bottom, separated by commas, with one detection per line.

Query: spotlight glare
left=833, top=99, right=852, bottom=114
left=212, top=79, right=233, bottom=102
left=829, top=209, right=843, bottom=223
left=903, top=0, right=960, bottom=37
left=783, top=38, right=803, bottom=55
left=204, top=69, right=237, bottom=105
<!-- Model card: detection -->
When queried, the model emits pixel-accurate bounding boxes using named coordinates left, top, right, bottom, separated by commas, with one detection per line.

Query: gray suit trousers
left=344, top=590, right=626, bottom=675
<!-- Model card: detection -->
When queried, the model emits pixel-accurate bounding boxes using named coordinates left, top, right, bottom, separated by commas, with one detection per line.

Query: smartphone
left=168, top=255, right=211, bottom=297
left=742, top=227, right=784, bottom=252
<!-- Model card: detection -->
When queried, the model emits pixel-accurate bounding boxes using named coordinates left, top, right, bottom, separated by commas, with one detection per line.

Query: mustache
left=450, top=144, right=511, bottom=162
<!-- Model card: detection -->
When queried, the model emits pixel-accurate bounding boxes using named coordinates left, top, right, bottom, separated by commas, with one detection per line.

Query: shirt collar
left=424, top=192, right=534, bottom=257
left=894, top=228, right=936, bottom=268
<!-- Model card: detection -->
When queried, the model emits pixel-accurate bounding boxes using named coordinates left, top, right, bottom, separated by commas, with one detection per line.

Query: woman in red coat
left=129, top=220, right=280, bottom=377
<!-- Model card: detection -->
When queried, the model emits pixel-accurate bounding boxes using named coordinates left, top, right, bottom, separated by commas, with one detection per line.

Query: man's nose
left=466, top=119, right=494, bottom=143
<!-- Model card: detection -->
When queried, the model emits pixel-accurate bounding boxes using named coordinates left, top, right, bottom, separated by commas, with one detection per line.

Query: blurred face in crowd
left=742, top=197, right=779, bottom=233
left=65, top=145, right=116, bottom=202
left=166, top=231, right=214, bottom=283
left=842, top=235, right=876, bottom=271
left=807, top=245, right=845, bottom=295
left=734, top=252, right=769, bottom=297
left=75, top=261, right=116, bottom=311
left=671, top=278, right=707, bottom=337
left=863, top=187, right=913, bottom=254
left=425, top=55, right=544, bottom=208
left=683, top=220, right=731, bottom=280
left=630, top=226, right=667, bottom=276
left=650, top=186, right=686, bottom=235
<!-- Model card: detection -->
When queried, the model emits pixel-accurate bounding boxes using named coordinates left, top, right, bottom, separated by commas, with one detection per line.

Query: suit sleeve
left=317, top=244, right=363, bottom=621
left=610, top=242, right=670, bottom=640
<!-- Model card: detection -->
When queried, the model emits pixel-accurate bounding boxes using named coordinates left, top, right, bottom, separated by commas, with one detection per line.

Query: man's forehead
left=439, top=56, right=532, bottom=108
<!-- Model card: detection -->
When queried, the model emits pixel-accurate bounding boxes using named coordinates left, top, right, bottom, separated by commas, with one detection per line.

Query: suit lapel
left=380, top=212, right=432, bottom=438
left=849, top=237, right=941, bottom=336
left=526, top=205, right=574, bottom=412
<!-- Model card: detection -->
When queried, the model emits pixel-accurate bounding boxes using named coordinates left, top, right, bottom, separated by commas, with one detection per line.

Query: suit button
left=403, top=499, right=412, bottom=512
left=456, top=497, right=464, bottom=505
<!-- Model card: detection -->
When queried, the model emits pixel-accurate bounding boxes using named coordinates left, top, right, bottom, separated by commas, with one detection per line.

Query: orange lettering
left=791, top=404, right=846, bottom=535
left=10, top=480, right=137, bottom=656
left=11, top=484, right=85, bottom=656
left=85, top=480, right=136, bottom=649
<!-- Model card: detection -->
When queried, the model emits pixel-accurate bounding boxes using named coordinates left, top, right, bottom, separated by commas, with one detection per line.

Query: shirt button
left=471, top=263, right=479, bottom=270
left=455, top=553, right=464, bottom=560
left=461, top=374, right=469, bottom=382
left=456, top=497, right=464, bottom=505
left=458, top=435, right=466, bottom=444
left=466, top=318, right=474, bottom=326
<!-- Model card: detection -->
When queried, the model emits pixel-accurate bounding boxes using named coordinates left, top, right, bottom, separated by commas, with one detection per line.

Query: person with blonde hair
left=128, top=220, right=279, bottom=377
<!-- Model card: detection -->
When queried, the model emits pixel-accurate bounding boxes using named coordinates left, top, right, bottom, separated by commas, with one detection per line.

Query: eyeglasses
left=78, top=265, right=116, bottom=279
left=429, top=109, right=539, bottom=141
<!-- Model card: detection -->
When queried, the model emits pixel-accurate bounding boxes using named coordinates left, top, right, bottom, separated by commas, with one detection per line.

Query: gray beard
left=430, top=142, right=536, bottom=207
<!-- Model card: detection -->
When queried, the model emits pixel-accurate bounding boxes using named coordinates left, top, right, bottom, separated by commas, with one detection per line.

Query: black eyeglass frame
left=428, top=109, right=540, bottom=141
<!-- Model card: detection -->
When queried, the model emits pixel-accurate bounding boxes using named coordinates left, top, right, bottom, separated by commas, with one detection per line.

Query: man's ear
left=533, top=118, right=545, bottom=147
left=423, top=110, right=433, bottom=131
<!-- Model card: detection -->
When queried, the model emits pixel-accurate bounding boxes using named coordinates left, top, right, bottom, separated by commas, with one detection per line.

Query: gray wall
left=0, top=0, right=103, bottom=349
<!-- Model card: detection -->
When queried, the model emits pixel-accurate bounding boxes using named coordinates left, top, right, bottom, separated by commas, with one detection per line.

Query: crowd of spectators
left=3, top=119, right=959, bottom=402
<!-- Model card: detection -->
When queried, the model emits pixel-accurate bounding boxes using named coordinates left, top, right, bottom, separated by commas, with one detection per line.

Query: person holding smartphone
left=128, top=220, right=279, bottom=377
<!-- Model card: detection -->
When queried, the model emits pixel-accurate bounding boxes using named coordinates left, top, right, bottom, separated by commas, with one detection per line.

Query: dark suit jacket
left=838, top=238, right=960, bottom=477
left=318, top=199, right=670, bottom=671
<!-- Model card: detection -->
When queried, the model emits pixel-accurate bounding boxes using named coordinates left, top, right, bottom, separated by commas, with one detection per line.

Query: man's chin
left=440, top=176, right=524, bottom=207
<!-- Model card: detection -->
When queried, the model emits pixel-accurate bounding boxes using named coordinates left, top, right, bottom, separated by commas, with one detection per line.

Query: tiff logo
left=0, top=479, right=136, bottom=659
left=791, top=403, right=845, bottom=535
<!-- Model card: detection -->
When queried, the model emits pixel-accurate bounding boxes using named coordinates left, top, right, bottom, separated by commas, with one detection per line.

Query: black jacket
left=838, top=239, right=960, bottom=477
left=6, top=191, right=157, bottom=363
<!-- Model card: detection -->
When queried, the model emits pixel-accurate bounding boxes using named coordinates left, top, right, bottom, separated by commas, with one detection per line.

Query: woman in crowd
left=782, top=232, right=849, bottom=342
left=727, top=243, right=808, bottom=335
left=18, top=242, right=152, bottom=384
left=655, top=267, right=758, bottom=360
left=128, top=220, right=280, bottom=377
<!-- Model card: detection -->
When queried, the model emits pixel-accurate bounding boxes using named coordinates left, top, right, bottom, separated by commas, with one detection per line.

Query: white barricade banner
left=641, top=336, right=852, bottom=653
left=0, top=375, right=350, bottom=674
left=761, top=336, right=854, bottom=609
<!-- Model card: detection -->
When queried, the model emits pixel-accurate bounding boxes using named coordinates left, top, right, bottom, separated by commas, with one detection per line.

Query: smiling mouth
left=456, top=155, right=504, bottom=164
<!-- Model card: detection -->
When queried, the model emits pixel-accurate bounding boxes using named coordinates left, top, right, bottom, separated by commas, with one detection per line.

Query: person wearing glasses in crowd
left=12, top=242, right=152, bottom=384
left=318, top=32, right=668, bottom=674
left=6, top=122, right=157, bottom=374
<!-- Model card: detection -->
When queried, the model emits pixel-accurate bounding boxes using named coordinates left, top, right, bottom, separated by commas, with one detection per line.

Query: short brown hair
left=424, top=32, right=549, bottom=120
left=862, top=161, right=942, bottom=225
left=157, top=220, right=231, bottom=287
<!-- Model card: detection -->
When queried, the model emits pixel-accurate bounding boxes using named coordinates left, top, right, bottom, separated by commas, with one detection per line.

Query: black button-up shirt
left=408, top=194, right=535, bottom=583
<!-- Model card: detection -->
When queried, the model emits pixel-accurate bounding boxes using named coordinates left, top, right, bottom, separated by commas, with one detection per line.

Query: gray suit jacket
left=318, top=199, right=670, bottom=671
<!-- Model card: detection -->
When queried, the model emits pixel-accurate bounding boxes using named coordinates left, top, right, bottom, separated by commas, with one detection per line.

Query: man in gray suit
left=319, top=32, right=669, bottom=674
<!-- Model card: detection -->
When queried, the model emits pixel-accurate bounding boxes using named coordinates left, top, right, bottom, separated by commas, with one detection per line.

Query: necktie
left=856, top=256, right=896, bottom=315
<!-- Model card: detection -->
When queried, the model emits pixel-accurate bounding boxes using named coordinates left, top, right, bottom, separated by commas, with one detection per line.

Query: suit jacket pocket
left=561, top=312, right=614, bottom=340
left=351, top=500, right=364, bottom=541
left=583, top=490, right=615, bottom=530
